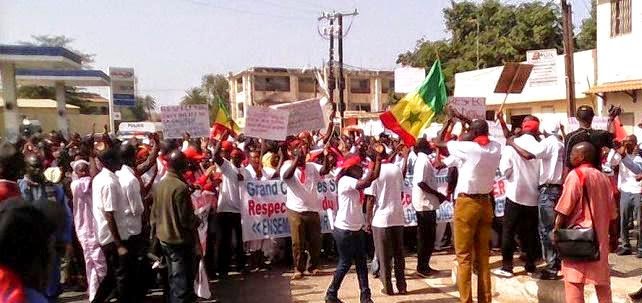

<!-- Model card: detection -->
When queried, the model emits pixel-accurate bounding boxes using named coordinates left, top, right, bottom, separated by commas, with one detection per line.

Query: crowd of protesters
left=0, top=105, right=640, bottom=303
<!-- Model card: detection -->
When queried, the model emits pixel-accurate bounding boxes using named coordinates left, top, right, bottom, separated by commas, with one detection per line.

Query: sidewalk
left=421, top=250, right=641, bottom=303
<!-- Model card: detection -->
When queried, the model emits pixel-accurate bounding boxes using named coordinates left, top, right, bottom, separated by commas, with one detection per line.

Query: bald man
left=151, top=150, right=199, bottom=303
left=554, top=142, right=617, bottom=302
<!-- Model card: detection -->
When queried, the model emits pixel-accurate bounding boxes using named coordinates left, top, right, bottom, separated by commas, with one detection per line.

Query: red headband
left=522, top=120, right=540, bottom=133
left=340, top=155, right=362, bottom=170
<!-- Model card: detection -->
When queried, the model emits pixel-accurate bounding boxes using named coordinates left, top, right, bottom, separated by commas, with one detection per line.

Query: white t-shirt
left=115, top=165, right=145, bottom=237
left=217, top=159, right=243, bottom=213
left=609, top=151, right=642, bottom=193
left=412, top=152, right=440, bottom=211
left=446, top=140, right=501, bottom=195
left=91, top=168, right=130, bottom=246
left=334, top=176, right=365, bottom=231
left=280, top=160, right=322, bottom=212
left=539, top=135, right=565, bottom=185
left=366, top=163, right=405, bottom=228
left=499, top=135, right=545, bottom=206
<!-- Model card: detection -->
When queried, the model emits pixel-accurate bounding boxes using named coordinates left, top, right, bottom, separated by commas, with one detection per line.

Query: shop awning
left=587, top=79, right=642, bottom=94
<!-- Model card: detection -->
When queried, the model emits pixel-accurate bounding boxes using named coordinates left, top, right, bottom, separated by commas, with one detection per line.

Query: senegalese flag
left=380, top=60, right=447, bottom=146
left=211, top=97, right=240, bottom=139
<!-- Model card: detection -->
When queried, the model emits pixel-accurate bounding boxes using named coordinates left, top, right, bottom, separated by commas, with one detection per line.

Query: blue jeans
left=620, top=191, right=642, bottom=252
left=326, top=228, right=371, bottom=302
left=161, top=242, right=197, bottom=303
left=538, top=185, right=562, bottom=272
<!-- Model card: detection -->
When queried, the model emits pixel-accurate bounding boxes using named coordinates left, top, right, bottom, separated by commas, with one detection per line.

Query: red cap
left=221, top=141, right=234, bottom=152
left=183, top=146, right=205, bottom=161
left=340, top=155, right=362, bottom=170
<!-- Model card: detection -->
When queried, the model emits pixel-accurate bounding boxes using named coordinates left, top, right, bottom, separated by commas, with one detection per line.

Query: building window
left=237, top=103, right=245, bottom=118
left=254, top=75, right=290, bottom=92
left=611, top=0, right=632, bottom=37
left=236, top=78, right=243, bottom=93
left=485, top=110, right=495, bottom=121
left=351, top=104, right=371, bottom=112
left=350, top=78, right=371, bottom=94
left=382, top=79, right=394, bottom=94
left=298, top=77, right=317, bottom=93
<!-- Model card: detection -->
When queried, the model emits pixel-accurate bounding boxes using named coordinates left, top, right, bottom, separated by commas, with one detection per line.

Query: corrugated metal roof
left=587, top=79, right=642, bottom=94
left=0, top=98, right=80, bottom=109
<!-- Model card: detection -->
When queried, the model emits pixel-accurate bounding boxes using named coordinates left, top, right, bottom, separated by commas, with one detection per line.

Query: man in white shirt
left=115, top=141, right=148, bottom=300
left=212, top=140, right=247, bottom=277
left=436, top=118, right=501, bottom=303
left=609, top=135, right=642, bottom=256
left=281, top=139, right=332, bottom=280
left=91, top=144, right=133, bottom=303
left=534, top=121, right=565, bottom=279
left=496, top=116, right=546, bottom=278
left=412, top=138, right=446, bottom=277
left=365, top=147, right=407, bottom=295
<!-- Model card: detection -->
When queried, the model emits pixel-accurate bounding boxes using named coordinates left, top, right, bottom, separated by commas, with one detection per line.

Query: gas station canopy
left=16, top=69, right=110, bottom=86
left=0, top=45, right=82, bottom=69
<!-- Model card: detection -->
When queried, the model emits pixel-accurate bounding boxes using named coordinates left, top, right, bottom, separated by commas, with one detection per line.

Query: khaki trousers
left=453, top=194, right=493, bottom=303
left=287, top=209, right=321, bottom=273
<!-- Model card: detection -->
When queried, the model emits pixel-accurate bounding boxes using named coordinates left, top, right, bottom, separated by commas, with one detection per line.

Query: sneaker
left=491, top=268, right=514, bottom=278
left=291, top=272, right=304, bottom=280
left=615, top=247, right=632, bottom=256
left=534, top=270, right=560, bottom=280
left=416, top=268, right=439, bottom=278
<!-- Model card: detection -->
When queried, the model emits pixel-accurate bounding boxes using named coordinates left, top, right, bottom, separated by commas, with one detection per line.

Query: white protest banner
left=271, top=98, right=325, bottom=135
left=244, top=106, right=289, bottom=141
left=394, top=67, right=426, bottom=93
left=240, top=178, right=337, bottom=242
left=567, top=117, right=609, bottom=132
left=161, top=105, right=210, bottom=139
left=448, top=97, right=486, bottom=120
left=191, top=190, right=214, bottom=299
left=526, top=49, right=558, bottom=87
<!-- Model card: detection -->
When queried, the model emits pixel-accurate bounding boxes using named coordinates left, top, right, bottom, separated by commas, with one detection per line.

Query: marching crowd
left=0, top=104, right=640, bottom=303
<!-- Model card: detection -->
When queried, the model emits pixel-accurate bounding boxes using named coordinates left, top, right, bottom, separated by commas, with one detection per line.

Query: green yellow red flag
left=380, top=60, right=447, bottom=146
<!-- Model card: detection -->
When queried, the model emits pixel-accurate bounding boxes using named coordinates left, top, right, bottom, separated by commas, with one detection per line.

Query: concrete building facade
left=228, top=66, right=394, bottom=127
left=454, top=50, right=596, bottom=126
left=589, top=0, right=642, bottom=134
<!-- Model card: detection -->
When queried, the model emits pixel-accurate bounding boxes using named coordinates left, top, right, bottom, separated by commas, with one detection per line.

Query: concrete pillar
left=373, top=77, right=382, bottom=112
left=291, top=75, right=299, bottom=100
left=1, top=64, right=19, bottom=142
left=55, top=81, right=69, bottom=138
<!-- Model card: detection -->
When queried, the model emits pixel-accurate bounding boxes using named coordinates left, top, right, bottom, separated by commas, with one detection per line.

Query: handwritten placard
left=448, top=97, right=486, bottom=120
left=160, top=105, right=210, bottom=138
left=272, top=98, right=326, bottom=135
left=245, top=106, right=289, bottom=141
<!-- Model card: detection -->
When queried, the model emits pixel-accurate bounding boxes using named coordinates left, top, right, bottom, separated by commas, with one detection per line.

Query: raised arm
left=356, top=150, right=383, bottom=191
left=506, top=136, right=536, bottom=160
left=496, top=111, right=511, bottom=139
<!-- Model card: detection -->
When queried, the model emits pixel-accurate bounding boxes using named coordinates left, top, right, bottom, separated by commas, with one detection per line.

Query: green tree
left=575, top=0, right=596, bottom=51
left=121, top=95, right=155, bottom=121
left=397, top=0, right=563, bottom=92
left=201, top=74, right=230, bottom=110
left=181, top=87, right=207, bottom=105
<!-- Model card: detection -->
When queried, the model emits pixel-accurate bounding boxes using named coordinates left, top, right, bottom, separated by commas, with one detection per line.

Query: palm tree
left=201, top=74, right=230, bottom=110
left=181, top=87, right=207, bottom=105
left=140, top=95, right=156, bottom=119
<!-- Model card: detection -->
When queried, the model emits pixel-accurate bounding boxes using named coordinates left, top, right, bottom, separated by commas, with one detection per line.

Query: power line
left=182, top=0, right=311, bottom=21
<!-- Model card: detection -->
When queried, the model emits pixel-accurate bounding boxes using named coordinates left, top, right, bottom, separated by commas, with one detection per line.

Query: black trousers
left=416, top=210, right=437, bottom=272
left=372, top=226, right=406, bottom=293
left=216, top=212, right=245, bottom=274
left=127, top=233, right=153, bottom=301
left=93, top=242, right=132, bottom=303
left=501, top=199, right=539, bottom=272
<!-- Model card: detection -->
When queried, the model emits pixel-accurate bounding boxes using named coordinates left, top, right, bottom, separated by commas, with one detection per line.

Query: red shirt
left=0, top=180, right=20, bottom=203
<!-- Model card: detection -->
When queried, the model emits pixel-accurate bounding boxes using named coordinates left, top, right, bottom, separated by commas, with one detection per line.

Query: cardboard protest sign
left=161, top=105, right=210, bottom=138
left=244, top=106, right=289, bottom=141
left=271, top=98, right=326, bottom=135
left=448, top=97, right=486, bottom=120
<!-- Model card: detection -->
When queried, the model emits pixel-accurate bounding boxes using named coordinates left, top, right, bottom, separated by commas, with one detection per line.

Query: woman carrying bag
left=553, top=142, right=618, bottom=303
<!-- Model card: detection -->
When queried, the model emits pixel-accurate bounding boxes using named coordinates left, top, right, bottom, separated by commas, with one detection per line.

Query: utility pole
left=561, top=0, right=577, bottom=117
left=318, top=9, right=358, bottom=128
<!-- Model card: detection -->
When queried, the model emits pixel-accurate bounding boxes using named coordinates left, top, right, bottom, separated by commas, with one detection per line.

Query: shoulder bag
left=554, top=169, right=600, bottom=261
